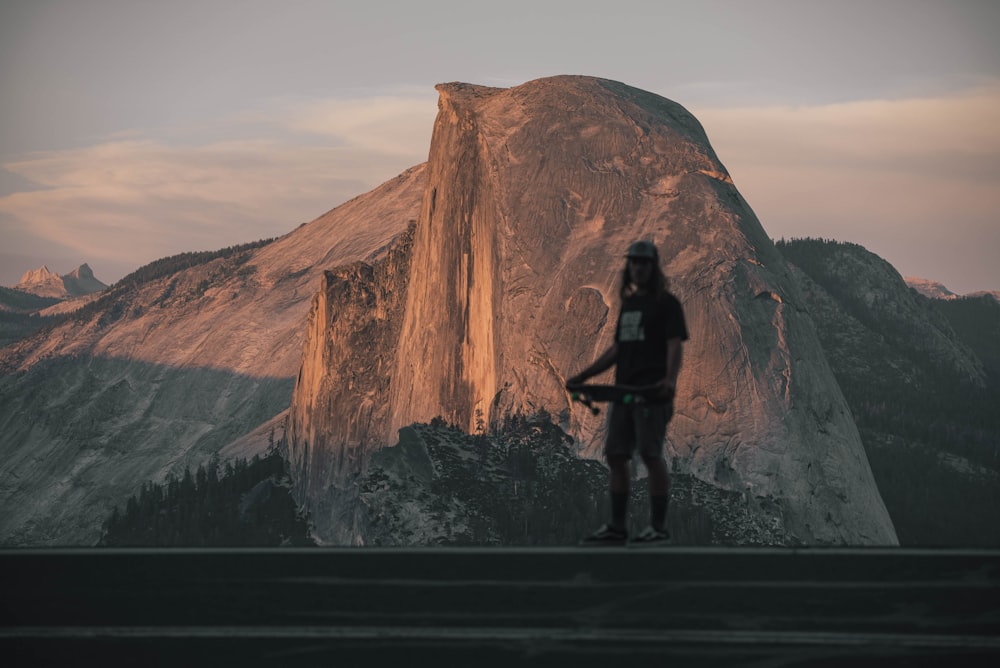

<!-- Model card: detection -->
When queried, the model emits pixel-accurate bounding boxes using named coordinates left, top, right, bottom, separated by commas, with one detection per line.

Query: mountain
left=16, top=266, right=64, bottom=298
left=904, top=276, right=958, bottom=300
left=287, top=76, right=897, bottom=546
left=20, top=76, right=984, bottom=548
left=62, top=263, right=108, bottom=296
left=777, top=239, right=984, bottom=388
left=967, top=290, right=1000, bottom=303
left=777, top=238, right=1000, bottom=546
left=14, top=263, right=108, bottom=299
left=1, top=264, right=110, bottom=348
left=0, top=166, right=424, bottom=546
left=905, top=276, right=1000, bottom=304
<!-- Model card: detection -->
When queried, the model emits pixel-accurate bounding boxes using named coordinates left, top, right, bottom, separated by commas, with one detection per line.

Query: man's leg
left=642, top=454, right=670, bottom=495
left=608, top=454, right=630, bottom=532
left=603, top=404, right=634, bottom=533
left=583, top=404, right=635, bottom=545
left=637, top=404, right=673, bottom=533
left=581, top=452, right=632, bottom=543
left=642, top=454, right=670, bottom=531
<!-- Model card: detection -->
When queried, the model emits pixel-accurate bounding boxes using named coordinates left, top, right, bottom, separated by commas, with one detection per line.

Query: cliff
left=288, top=76, right=898, bottom=545
left=0, top=166, right=424, bottom=546
left=286, top=225, right=415, bottom=543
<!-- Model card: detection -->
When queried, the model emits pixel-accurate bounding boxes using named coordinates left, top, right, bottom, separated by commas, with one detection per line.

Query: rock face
left=288, top=76, right=898, bottom=545
left=286, top=226, right=415, bottom=543
left=16, top=266, right=68, bottom=299
left=0, top=166, right=424, bottom=546
left=62, top=263, right=108, bottom=296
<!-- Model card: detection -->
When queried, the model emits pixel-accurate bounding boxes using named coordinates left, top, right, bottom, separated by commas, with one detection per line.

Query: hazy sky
left=2, top=0, right=998, bottom=293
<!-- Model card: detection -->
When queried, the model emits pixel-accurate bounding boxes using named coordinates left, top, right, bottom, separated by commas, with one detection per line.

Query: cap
left=626, top=240, right=658, bottom=260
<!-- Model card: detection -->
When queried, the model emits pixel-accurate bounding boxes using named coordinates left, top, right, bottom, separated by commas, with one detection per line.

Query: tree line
left=101, top=448, right=314, bottom=547
left=74, top=237, right=276, bottom=326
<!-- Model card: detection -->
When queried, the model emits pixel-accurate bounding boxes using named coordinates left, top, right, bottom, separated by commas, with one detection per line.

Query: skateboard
left=567, top=383, right=662, bottom=415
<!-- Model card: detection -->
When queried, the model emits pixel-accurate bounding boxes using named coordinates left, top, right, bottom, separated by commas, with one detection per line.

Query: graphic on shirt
left=619, top=310, right=645, bottom=342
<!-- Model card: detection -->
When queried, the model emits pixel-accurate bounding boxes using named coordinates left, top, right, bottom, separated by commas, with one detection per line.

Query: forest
left=101, top=448, right=314, bottom=547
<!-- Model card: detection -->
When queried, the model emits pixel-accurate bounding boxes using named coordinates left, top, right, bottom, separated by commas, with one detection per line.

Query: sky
left=1, top=0, right=998, bottom=294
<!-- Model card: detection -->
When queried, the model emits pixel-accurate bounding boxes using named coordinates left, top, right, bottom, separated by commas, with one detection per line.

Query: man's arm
left=657, top=337, right=684, bottom=400
left=566, top=344, right=618, bottom=387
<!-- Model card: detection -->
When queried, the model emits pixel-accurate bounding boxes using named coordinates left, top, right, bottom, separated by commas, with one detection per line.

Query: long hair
left=619, top=259, right=670, bottom=300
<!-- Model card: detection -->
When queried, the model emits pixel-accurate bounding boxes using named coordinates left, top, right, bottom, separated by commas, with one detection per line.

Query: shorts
left=604, top=402, right=674, bottom=460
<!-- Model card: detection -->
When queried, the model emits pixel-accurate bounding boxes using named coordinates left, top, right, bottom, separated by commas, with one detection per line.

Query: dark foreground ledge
left=2, top=546, right=998, bottom=667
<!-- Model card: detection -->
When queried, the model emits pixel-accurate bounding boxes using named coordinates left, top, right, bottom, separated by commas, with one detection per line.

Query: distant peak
left=18, top=265, right=59, bottom=284
left=904, top=276, right=958, bottom=300
left=67, top=263, right=94, bottom=279
left=14, top=262, right=106, bottom=298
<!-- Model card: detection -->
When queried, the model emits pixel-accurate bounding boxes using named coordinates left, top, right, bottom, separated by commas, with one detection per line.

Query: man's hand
left=653, top=379, right=676, bottom=403
left=566, top=345, right=618, bottom=391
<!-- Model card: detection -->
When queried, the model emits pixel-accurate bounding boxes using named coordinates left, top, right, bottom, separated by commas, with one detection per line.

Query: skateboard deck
left=567, top=383, right=662, bottom=414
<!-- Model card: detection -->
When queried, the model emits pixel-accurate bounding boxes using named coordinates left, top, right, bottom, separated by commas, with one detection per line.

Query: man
left=566, top=240, right=688, bottom=545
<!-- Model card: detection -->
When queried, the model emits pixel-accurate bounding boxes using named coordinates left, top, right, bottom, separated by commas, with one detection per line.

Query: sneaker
left=630, top=525, right=671, bottom=546
left=580, top=523, right=627, bottom=546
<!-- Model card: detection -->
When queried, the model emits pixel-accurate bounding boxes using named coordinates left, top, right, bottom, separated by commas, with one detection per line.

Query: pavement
left=2, top=546, right=998, bottom=666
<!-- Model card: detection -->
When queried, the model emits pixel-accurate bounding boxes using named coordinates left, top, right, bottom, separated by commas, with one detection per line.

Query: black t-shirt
left=614, top=291, right=688, bottom=386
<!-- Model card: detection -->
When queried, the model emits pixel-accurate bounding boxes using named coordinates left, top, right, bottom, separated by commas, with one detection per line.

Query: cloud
left=691, top=84, right=1000, bottom=292
left=0, top=93, right=437, bottom=284
left=694, top=83, right=1000, bottom=210
left=276, top=93, right=438, bottom=157
left=2, top=85, right=998, bottom=292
